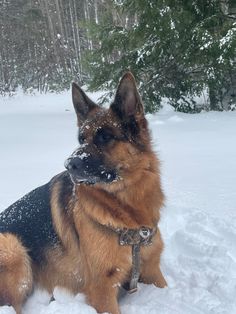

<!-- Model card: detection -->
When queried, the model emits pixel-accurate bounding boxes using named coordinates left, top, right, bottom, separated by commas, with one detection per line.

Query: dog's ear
left=72, top=82, right=98, bottom=126
left=111, top=72, right=144, bottom=119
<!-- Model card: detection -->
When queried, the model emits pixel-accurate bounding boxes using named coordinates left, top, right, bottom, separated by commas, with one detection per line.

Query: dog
left=0, top=72, right=167, bottom=314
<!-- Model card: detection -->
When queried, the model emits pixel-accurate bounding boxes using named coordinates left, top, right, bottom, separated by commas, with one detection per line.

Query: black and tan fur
left=0, top=72, right=166, bottom=314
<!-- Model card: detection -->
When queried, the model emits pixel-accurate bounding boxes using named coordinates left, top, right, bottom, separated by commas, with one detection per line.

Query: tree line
left=0, top=0, right=236, bottom=113
left=0, top=0, right=102, bottom=93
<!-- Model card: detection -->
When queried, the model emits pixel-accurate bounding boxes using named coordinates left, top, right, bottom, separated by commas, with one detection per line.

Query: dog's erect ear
left=111, top=72, right=144, bottom=119
left=72, top=82, right=98, bottom=126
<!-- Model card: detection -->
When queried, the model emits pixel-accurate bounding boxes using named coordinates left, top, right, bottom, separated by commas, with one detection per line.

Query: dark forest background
left=0, top=0, right=236, bottom=112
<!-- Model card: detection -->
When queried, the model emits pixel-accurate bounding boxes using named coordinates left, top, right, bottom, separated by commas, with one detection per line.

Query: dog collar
left=117, top=226, right=156, bottom=293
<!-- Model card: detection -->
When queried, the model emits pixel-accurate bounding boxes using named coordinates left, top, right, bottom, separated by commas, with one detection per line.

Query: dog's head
left=65, top=72, right=154, bottom=189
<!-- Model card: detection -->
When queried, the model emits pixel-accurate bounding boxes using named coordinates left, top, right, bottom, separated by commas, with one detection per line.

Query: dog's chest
left=77, top=218, right=132, bottom=275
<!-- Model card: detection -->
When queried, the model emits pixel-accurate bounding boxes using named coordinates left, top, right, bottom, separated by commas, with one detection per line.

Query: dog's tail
left=0, top=233, right=33, bottom=314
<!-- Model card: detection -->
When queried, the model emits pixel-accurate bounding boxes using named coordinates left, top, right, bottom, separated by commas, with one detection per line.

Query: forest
left=0, top=0, right=236, bottom=112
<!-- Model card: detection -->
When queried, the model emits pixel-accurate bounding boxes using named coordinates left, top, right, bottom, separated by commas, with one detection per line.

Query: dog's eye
left=94, top=129, right=114, bottom=146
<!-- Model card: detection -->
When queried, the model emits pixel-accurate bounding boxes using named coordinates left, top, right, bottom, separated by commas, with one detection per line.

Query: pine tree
left=85, top=0, right=236, bottom=113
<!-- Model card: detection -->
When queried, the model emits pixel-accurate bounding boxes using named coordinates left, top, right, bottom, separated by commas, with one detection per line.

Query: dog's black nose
left=65, top=157, right=82, bottom=172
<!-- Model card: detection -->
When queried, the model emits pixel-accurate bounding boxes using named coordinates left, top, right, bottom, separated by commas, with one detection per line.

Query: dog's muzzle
left=64, top=155, right=118, bottom=185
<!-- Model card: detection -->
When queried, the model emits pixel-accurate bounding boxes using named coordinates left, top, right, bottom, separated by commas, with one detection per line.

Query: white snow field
left=0, top=91, right=236, bottom=314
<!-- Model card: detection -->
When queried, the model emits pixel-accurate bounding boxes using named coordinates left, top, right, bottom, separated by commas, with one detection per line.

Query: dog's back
left=0, top=180, right=57, bottom=263
left=0, top=171, right=73, bottom=313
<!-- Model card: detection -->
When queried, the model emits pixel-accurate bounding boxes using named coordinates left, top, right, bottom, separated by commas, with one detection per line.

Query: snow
left=0, top=91, right=236, bottom=314
left=219, top=23, right=236, bottom=48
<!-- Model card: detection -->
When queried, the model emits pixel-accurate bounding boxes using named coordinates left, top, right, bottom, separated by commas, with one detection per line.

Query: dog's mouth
left=68, top=171, right=118, bottom=186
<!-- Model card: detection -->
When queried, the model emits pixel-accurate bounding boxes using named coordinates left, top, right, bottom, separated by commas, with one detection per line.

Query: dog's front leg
left=140, top=262, right=167, bottom=288
left=140, top=229, right=167, bottom=288
left=85, top=282, right=120, bottom=314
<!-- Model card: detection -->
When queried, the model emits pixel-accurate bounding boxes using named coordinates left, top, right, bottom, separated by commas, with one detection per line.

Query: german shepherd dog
left=0, top=72, right=166, bottom=314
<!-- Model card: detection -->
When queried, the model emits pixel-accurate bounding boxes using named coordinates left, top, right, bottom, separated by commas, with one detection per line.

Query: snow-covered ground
left=0, top=91, right=236, bottom=314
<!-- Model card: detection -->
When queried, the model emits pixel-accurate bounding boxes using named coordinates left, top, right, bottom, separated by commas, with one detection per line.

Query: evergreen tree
left=85, top=0, right=236, bottom=113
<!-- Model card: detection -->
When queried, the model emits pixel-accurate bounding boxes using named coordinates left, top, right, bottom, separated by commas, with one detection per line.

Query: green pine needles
left=85, top=0, right=236, bottom=113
